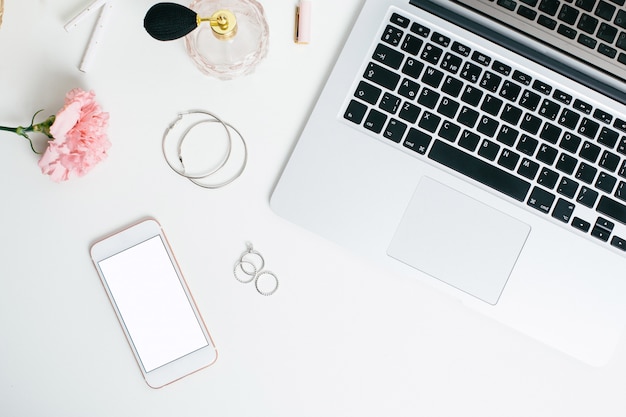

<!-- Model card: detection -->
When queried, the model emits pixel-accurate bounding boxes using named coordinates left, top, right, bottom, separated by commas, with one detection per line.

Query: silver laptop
left=270, top=0, right=626, bottom=366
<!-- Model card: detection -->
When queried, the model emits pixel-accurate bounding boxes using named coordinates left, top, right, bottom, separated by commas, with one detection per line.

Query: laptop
left=270, top=0, right=626, bottom=366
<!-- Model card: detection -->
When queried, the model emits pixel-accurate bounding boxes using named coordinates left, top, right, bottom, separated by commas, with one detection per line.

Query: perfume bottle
left=184, top=0, right=269, bottom=80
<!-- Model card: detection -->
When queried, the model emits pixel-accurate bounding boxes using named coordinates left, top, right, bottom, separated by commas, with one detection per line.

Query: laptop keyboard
left=342, top=7, right=626, bottom=255
left=456, top=0, right=626, bottom=83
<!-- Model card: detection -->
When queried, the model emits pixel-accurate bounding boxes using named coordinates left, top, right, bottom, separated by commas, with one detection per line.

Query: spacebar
left=428, top=140, right=531, bottom=202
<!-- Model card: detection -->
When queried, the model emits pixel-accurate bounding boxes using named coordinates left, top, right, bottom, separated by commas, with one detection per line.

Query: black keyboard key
left=418, top=111, right=441, bottom=133
left=599, top=150, right=620, bottom=171
left=451, top=41, right=472, bottom=57
left=577, top=185, right=599, bottom=206
left=556, top=153, right=579, bottom=174
left=559, top=4, right=580, bottom=24
left=437, top=97, right=460, bottom=118
left=422, top=66, right=445, bottom=87
left=440, top=53, right=463, bottom=74
left=533, top=79, right=553, bottom=95
left=379, top=92, right=402, bottom=114
left=597, top=195, right=626, bottom=224
left=619, top=137, right=626, bottom=155
left=559, top=108, right=581, bottom=129
left=593, top=108, right=613, bottom=124
left=520, top=113, right=543, bottom=134
left=431, top=32, right=451, bottom=47
left=410, top=22, right=430, bottom=37
left=619, top=51, right=626, bottom=64
left=539, top=0, right=561, bottom=16
left=558, top=24, right=578, bottom=39
left=438, top=120, right=461, bottom=142
left=578, top=33, right=598, bottom=48
left=373, top=44, right=405, bottom=69
left=616, top=10, right=626, bottom=29
left=520, top=90, right=542, bottom=111
left=538, top=14, right=559, bottom=29
left=480, top=71, right=503, bottom=92
left=540, top=122, right=563, bottom=144
left=572, top=216, right=592, bottom=232
left=575, top=162, right=598, bottom=183
left=497, top=125, right=519, bottom=146
left=498, top=149, right=521, bottom=170
left=517, top=134, right=540, bottom=155
left=477, top=115, right=500, bottom=137
left=553, top=89, right=573, bottom=104
left=459, top=130, right=481, bottom=151
left=614, top=118, right=626, bottom=132
left=617, top=32, right=626, bottom=51
left=575, top=0, right=596, bottom=12
left=596, top=171, right=618, bottom=193
left=527, top=186, right=556, bottom=213
left=461, top=85, right=484, bottom=106
left=611, top=235, right=626, bottom=251
left=538, top=99, right=561, bottom=120
left=598, top=43, right=618, bottom=58
left=460, top=62, right=483, bottom=83
left=591, top=224, right=612, bottom=241
left=363, top=109, right=388, bottom=133
left=354, top=81, right=381, bottom=105
left=579, top=117, right=600, bottom=138
left=442, top=76, right=464, bottom=97
left=428, top=140, right=532, bottom=201
left=404, top=128, right=432, bottom=154
left=417, top=87, right=440, bottom=109
left=578, top=13, right=599, bottom=33
left=501, top=104, right=523, bottom=125
left=538, top=167, right=560, bottom=188
left=597, top=22, right=618, bottom=42
left=390, top=13, right=410, bottom=28
left=492, top=60, right=512, bottom=76
left=497, top=0, right=518, bottom=11
left=344, top=100, right=368, bottom=124
left=382, top=25, right=404, bottom=46
left=580, top=140, right=601, bottom=162
left=471, top=51, right=492, bottom=66
left=518, top=158, right=541, bottom=179
left=615, top=181, right=626, bottom=201
left=537, top=143, right=559, bottom=164
left=398, top=78, right=420, bottom=100
left=383, top=119, right=408, bottom=143
left=481, top=94, right=504, bottom=116
left=512, top=70, right=532, bottom=85
left=401, top=35, right=424, bottom=56
left=500, top=81, right=522, bottom=101
left=573, top=98, right=593, bottom=114
left=401, top=58, right=425, bottom=79
left=421, top=43, right=443, bottom=65
left=553, top=198, right=576, bottom=222
left=399, top=102, right=421, bottom=123
left=478, top=139, right=501, bottom=160
left=365, top=62, right=401, bottom=90
left=518, top=5, right=539, bottom=20
left=558, top=177, right=580, bottom=198
left=458, top=106, right=480, bottom=128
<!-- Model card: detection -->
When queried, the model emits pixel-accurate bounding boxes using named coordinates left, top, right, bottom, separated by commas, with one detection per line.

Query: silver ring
left=255, top=271, right=279, bottom=296
left=234, top=260, right=256, bottom=283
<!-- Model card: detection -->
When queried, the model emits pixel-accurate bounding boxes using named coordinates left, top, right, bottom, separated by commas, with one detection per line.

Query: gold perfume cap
left=202, top=9, right=238, bottom=40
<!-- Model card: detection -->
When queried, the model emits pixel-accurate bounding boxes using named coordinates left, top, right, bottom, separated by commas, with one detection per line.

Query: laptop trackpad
left=387, top=177, right=530, bottom=305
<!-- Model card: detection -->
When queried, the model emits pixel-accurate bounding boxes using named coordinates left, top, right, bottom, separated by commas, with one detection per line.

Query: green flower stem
left=0, top=111, right=55, bottom=154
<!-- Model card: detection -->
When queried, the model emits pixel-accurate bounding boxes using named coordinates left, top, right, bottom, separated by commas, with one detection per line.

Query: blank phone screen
left=98, top=235, right=209, bottom=372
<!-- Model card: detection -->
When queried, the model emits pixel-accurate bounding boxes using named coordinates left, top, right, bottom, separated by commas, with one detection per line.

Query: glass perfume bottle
left=184, top=0, right=269, bottom=80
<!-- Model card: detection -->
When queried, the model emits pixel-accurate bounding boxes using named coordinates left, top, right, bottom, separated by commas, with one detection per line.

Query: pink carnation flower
left=37, top=88, right=110, bottom=182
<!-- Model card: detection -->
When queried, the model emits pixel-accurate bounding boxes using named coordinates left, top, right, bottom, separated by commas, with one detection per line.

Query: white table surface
left=2, top=1, right=626, bottom=416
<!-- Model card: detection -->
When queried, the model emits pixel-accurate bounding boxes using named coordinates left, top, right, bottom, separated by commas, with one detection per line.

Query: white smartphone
left=90, top=218, right=217, bottom=388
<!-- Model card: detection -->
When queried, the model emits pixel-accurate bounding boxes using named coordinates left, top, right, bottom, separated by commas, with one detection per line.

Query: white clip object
left=65, top=0, right=114, bottom=72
